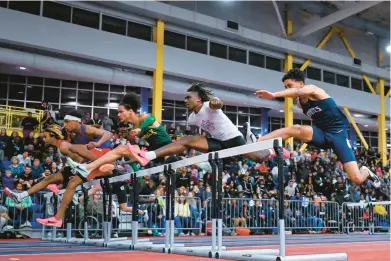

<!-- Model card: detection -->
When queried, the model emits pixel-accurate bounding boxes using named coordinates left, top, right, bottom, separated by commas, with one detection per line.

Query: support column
left=350, top=125, right=357, bottom=149
left=152, top=20, right=164, bottom=122
left=284, top=15, right=294, bottom=149
left=140, top=87, right=149, bottom=113
left=261, top=108, right=270, bottom=136
left=377, top=78, right=386, bottom=166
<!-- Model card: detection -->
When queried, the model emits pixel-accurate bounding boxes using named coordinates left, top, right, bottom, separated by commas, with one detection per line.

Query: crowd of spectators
left=0, top=107, right=390, bottom=236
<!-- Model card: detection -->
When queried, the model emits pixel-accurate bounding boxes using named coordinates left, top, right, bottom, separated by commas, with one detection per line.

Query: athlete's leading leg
left=257, top=125, right=313, bottom=143
left=145, top=135, right=210, bottom=161
left=5, top=173, right=64, bottom=203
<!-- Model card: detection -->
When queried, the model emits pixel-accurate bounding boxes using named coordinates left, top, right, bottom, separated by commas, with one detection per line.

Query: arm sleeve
left=139, top=115, right=156, bottom=132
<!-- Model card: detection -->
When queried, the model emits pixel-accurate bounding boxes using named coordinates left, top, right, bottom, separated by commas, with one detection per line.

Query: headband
left=64, top=115, right=81, bottom=122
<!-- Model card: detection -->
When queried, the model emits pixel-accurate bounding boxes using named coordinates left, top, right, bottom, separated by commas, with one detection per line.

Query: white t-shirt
left=187, top=102, right=242, bottom=141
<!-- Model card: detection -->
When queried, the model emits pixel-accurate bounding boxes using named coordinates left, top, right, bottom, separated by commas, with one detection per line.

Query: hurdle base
left=170, top=246, right=226, bottom=257
left=216, top=249, right=280, bottom=259
left=276, top=253, right=348, bottom=261
left=82, top=237, right=128, bottom=246
left=106, top=239, right=152, bottom=248
left=134, top=243, right=185, bottom=253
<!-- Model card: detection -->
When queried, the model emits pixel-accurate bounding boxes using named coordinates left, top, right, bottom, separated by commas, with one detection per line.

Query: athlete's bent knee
left=290, top=125, right=311, bottom=142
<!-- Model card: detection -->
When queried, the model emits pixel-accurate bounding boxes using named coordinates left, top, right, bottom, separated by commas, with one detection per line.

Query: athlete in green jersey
left=69, top=93, right=172, bottom=179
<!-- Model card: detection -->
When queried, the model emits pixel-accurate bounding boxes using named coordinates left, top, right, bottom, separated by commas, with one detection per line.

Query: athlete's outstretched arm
left=85, top=125, right=113, bottom=148
left=255, top=85, right=319, bottom=100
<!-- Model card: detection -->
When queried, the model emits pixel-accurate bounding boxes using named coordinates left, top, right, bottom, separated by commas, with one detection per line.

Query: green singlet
left=139, top=115, right=171, bottom=151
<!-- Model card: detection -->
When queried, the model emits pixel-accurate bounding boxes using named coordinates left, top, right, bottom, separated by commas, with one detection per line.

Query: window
left=0, top=83, right=7, bottom=99
left=210, top=42, right=227, bottom=59
left=26, top=102, right=41, bottom=110
left=162, top=107, right=174, bottom=121
left=78, top=81, right=93, bottom=90
left=225, top=105, right=236, bottom=113
left=175, top=108, right=187, bottom=122
left=363, top=80, right=375, bottom=93
left=26, top=86, right=42, bottom=101
left=293, top=63, right=302, bottom=69
left=228, top=47, right=246, bottom=64
left=27, top=76, right=43, bottom=85
left=77, top=90, right=92, bottom=106
left=44, top=87, right=60, bottom=103
left=249, top=52, right=265, bottom=68
left=250, top=108, right=262, bottom=114
left=266, top=56, right=282, bottom=71
left=351, top=78, right=363, bottom=91
left=45, top=78, right=61, bottom=87
left=385, top=85, right=390, bottom=95
left=0, top=74, right=8, bottom=82
left=72, top=8, right=99, bottom=29
left=94, top=92, right=108, bottom=107
left=0, top=1, right=7, bottom=8
left=77, top=107, right=92, bottom=116
left=127, top=21, right=152, bottom=41
left=43, top=1, right=71, bottom=23
left=109, top=93, right=122, bottom=107
left=102, top=15, right=126, bottom=36
left=125, top=86, right=140, bottom=94
left=62, top=80, right=77, bottom=88
left=238, top=115, right=248, bottom=126
left=93, top=108, right=108, bottom=117
left=323, top=71, right=335, bottom=84
left=9, top=1, right=40, bottom=15
left=226, top=113, right=237, bottom=125
left=307, top=67, right=321, bottom=81
left=9, top=75, right=26, bottom=84
left=61, top=89, right=76, bottom=105
left=175, top=100, right=186, bottom=108
left=164, top=31, right=186, bottom=49
left=8, top=84, right=25, bottom=100
left=337, top=74, right=349, bottom=88
left=186, top=36, right=207, bottom=54
left=249, top=115, right=261, bottom=127
left=95, top=83, right=109, bottom=92
left=110, top=85, right=124, bottom=93
left=8, top=100, right=24, bottom=108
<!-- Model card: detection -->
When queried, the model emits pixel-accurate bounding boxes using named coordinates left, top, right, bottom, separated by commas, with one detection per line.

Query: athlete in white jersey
left=126, top=83, right=290, bottom=166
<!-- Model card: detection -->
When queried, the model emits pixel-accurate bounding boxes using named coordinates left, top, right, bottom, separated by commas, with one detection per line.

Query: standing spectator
left=24, top=132, right=35, bottom=147
left=82, top=112, right=91, bottom=125
left=87, top=113, right=103, bottom=128
left=40, top=100, right=48, bottom=111
left=168, top=123, right=176, bottom=140
left=18, top=166, right=34, bottom=190
left=0, top=128, right=8, bottom=160
left=21, top=112, right=38, bottom=139
left=5, top=136, right=24, bottom=159
left=41, top=111, right=55, bottom=129
left=102, top=114, right=114, bottom=132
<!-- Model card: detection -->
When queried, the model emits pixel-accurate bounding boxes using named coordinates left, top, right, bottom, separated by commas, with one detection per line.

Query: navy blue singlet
left=73, top=125, right=111, bottom=148
left=300, top=97, right=349, bottom=132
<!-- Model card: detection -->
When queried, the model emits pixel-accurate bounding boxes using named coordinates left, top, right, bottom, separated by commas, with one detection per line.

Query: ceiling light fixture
left=19, top=66, right=27, bottom=70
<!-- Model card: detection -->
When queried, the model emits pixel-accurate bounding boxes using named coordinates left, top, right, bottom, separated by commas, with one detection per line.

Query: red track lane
left=0, top=241, right=388, bottom=261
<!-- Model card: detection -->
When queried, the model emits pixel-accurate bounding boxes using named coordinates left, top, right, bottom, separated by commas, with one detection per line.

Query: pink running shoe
left=126, top=143, right=150, bottom=166
left=47, top=184, right=60, bottom=195
left=36, top=217, right=63, bottom=227
left=269, top=148, right=291, bottom=159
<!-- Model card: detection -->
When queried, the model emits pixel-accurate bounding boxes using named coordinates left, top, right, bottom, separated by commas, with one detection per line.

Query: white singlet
left=187, top=101, right=242, bottom=141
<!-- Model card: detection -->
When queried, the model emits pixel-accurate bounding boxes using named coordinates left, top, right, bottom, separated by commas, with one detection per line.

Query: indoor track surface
left=0, top=234, right=389, bottom=261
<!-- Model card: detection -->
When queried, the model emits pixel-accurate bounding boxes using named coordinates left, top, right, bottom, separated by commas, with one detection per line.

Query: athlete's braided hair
left=120, top=93, right=141, bottom=112
left=187, top=82, right=213, bottom=102
left=44, top=124, right=64, bottom=140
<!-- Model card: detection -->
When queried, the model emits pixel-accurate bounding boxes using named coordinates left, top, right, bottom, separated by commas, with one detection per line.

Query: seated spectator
left=42, top=146, right=59, bottom=163
left=2, top=169, right=17, bottom=190
left=7, top=157, right=25, bottom=177
left=24, top=132, right=35, bottom=147
left=102, top=114, right=114, bottom=132
left=5, top=183, right=33, bottom=228
left=50, top=162, right=59, bottom=174
left=16, top=151, right=32, bottom=167
left=31, top=159, right=44, bottom=179
left=42, top=156, right=53, bottom=170
left=18, top=166, right=34, bottom=190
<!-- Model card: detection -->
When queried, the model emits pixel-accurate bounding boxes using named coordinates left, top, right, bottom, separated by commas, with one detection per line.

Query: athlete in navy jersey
left=255, top=68, right=387, bottom=196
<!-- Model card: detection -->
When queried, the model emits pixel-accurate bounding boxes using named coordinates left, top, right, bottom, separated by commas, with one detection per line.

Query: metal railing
left=1, top=188, right=389, bottom=237
left=0, top=105, right=44, bottom=134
